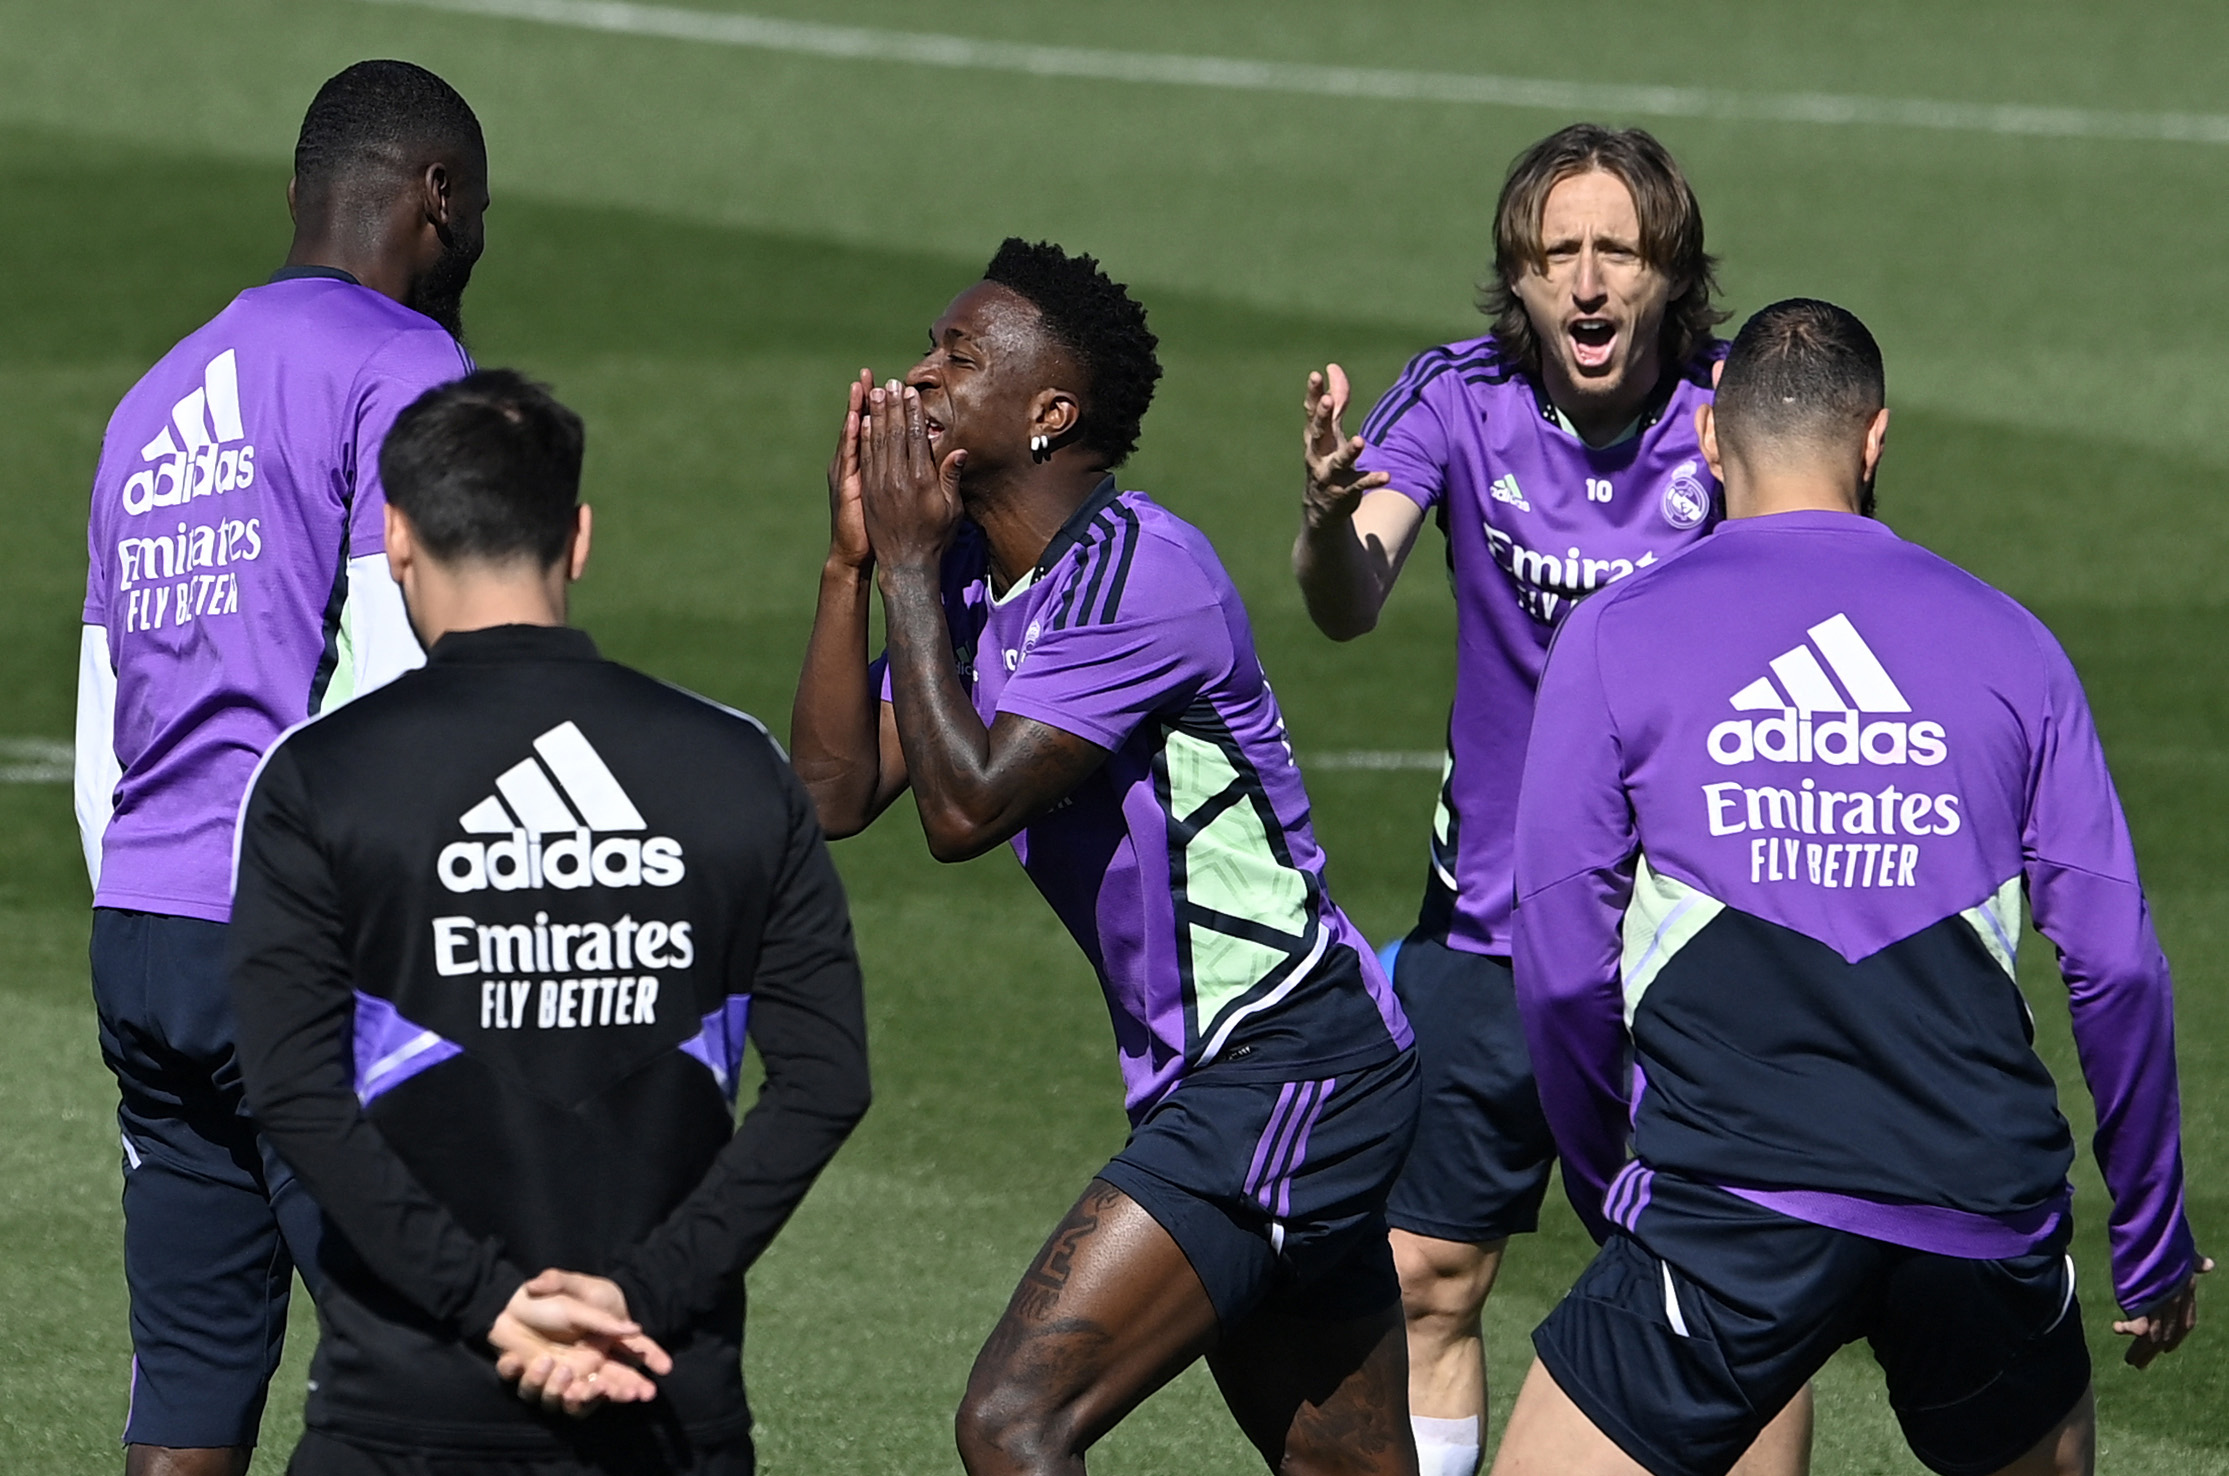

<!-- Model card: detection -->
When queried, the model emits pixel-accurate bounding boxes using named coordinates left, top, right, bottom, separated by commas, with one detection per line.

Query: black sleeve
left=229, top=742, right=527, bottom=1340
left=606, top=753, right=871, bottom=1339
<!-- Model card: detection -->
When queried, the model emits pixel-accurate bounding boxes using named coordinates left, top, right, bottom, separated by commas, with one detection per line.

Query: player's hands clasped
left=825, top=370, right=876, bottom=573
left=1302, top=364, right=1390, bottom=530
left=489, top=1268, right=675, bottom=1416
left=858, top=380, right=966, bottom=575
left=2115, top=1255, right=2211, bottom=1369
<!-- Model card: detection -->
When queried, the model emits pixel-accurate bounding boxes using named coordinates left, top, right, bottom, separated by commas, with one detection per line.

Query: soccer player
left=792, top=239, right=1421, bottom=1475
left=1291, top=123, right=1809, bottom=1475
left=75, top=61, right=486, bottom=1476
left=1498, top=300, right=2206, bottom=1476
left=230, top=370, right=871, bottom=1474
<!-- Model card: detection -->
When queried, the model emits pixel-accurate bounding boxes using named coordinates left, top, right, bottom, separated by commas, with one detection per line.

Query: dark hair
left=381, top=370, right=584, bottom=566
left=1716, top=300, right=1886, bottom=514
left=1480, top=124, right=1724, bottom=377
left=983, top=238, right=1162, bottom=467
left=294, top=60, right=483, bottom=199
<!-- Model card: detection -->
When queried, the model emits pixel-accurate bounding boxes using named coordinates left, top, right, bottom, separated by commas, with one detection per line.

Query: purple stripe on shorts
left=1719, top=1181, right=2070, bottom=1259
left=1275, top=1078, right=1338, bottom=1220
left=1244, top=1081, right=1305, bottom=1201
left=353, top=992, right=462, bottom=1105
left=1263, top=1081, right=1327, bottom=1212
left=678, top=995, right=754, bottom=1102
left=1613, top=1164, right=1656, bottom=1232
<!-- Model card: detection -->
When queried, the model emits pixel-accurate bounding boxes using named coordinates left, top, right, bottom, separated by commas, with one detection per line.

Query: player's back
left=1531, top=509, right=2155, bottom=1227
left=234, top=623, right=841, bottom=1454
left=85, top=275, right=467, bottom=919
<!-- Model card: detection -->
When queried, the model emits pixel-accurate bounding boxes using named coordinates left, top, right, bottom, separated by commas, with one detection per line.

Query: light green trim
left=1960, top=877, right=2024, bottom=979
left=988, top=564, right=1041, bottom=608
left=317, top=589, right=361, bottom=716
left=1619, top=856, right=1725, bottom=1024
left=1165, top=729, right=1310, bottom=1035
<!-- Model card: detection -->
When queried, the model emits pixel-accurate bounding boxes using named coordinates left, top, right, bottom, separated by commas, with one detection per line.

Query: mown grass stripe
left=358, top=0, right=2229, bottom=146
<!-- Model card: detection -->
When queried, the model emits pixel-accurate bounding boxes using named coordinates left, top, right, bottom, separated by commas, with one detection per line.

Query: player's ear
left=384, top=503, right=414, bottom=583
left=566, top=504, right=593, bottom=583
left=422, top=160, right=453, bottom=229
left=1860, top=407, right=1890, bottom=482
left=1696, top=403, right=1724, bottom=483
left=286, top=175, right=298, bottom=224
left=1030, top=387, right=1082, bottom=442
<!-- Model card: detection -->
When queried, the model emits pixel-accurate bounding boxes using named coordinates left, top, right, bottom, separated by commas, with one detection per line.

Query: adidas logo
left=1489, top=473, right=1531, bottom=512
left=122, top=350, right=257, bottom=516
left=437, top=721, right=686, bottom=892
left=1707, top=614, right=1946, bottom=768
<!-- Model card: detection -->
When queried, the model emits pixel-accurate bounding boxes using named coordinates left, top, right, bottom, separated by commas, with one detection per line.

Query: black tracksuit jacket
left=228, top=624, right=870, bottom=1459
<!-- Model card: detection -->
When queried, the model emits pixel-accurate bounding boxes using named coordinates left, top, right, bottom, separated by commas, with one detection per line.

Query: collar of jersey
left=1717, top=509, right=1894, bottom=536
left=1527, top=352, right=1701, bottom=448
left=427, top=624, right=602, bottom=664
left=267, top=265, right=363, bottom=287
left=1031, top=475, right=1122, bottom=580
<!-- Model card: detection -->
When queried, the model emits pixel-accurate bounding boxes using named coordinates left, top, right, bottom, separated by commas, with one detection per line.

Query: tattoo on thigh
left=1013, top=1180, right=1123, bottom=1323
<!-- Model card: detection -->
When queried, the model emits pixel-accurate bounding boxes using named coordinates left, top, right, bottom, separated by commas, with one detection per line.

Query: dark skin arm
left=791, top=371, right=910, bottom=838
left=858, top=382, right=1109, bottom=863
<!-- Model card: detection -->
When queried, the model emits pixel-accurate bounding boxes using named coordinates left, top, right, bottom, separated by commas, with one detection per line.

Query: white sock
left=1411, top=1414, right=1481, bottom=1476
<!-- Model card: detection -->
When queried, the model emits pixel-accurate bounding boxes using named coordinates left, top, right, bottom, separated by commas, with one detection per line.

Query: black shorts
left=91, top=908, right=324, bottom=1449
left=1534, top=1173, right=2090, bottom=1476
left=1380, top=936, right=1554, bottom=1243
left=1098, top=1047, right=1420, bottom=1327
left=288, top=1429, right=754, bottom=1475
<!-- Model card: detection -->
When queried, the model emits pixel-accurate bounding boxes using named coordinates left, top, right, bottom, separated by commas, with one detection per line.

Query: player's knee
left=1393, top=1233, right=1503, bottom=1330
left=954, top=1378, right=1076, bottom=1475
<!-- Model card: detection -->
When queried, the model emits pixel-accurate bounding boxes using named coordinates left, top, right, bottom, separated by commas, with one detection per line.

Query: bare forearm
left=878, top=562, right=1011, bottom=857
left=791, top=560, right=885, bottom=836
left=1293, top=507, right=1391, bottom=640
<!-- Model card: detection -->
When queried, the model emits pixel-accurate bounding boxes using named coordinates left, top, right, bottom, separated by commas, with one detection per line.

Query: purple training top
left=83, top=274, right=470, bottom=922
left=1513, top=509, right=2196, bottom=1315
left=1356, top=337, right=1723, bottom=957
left=894, top=479, right=1411, bottom=1120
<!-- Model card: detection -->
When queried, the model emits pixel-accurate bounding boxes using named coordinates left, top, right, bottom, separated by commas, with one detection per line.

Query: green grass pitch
left=1, top=1, right=2225, bottom=1469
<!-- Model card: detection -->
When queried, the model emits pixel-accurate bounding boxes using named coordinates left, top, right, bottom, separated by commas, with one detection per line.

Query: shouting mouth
left=1569, top=317, right=1618, bottom=371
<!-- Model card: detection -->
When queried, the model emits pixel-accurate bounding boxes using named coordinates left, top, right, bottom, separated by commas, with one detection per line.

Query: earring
left=1029, top=433, right=1052, bottom=462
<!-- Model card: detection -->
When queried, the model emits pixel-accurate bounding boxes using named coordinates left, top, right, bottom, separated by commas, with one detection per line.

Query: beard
left=408, top=223, right=482, bottom=341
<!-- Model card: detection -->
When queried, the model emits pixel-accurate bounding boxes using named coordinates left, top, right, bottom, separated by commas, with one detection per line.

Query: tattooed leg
left=956, top=1179, right=1223, bottom=1476
left=1210, top=1300, right=1419, bottom=1476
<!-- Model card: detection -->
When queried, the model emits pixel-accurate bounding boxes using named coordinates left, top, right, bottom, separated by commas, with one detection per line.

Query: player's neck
left=1722, top=468, right=1863, bottom=520
left=967, top=463, right=1110, bottom=592
left=284, top=212, right=417, bottom=308
left=1540, top=350, right=1664, bottom=448
left=401, top=565, right=571, bottom=648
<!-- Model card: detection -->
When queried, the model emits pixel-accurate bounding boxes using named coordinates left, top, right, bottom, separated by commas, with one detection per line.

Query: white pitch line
left=358, top=0, right=2229, bottom=147
left=0, top=738, right=71, bottom=784
left=1308, top=751, right=1443, bottom=773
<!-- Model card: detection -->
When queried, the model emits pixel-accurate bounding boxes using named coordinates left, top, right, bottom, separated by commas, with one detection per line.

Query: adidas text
left=438, top=829, right=685, bottom=892
left=1708, top=613, right=1946, bottom=767
left=439, top=721, right=685, bottom=891
left=123, top=350, right=257, bottom=516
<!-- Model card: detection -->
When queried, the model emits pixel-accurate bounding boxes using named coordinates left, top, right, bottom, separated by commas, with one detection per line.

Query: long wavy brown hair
left=1479, top=124, right=1725, bottom=378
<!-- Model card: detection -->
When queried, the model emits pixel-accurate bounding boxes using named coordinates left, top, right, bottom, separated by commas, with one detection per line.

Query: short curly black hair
left=984, top=238, right=1162, bottom=467
left=294, top=60, right=482, bottom=200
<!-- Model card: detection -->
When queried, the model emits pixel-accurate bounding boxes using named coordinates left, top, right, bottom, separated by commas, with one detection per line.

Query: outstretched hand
left=859, top=381, right=966, bottom=575
left=1302, top=364, right=1390, bottom=530
left=489, top=1269, right=674, bottom=1416
left=2116, top=1256, right=2211, bottom=1368
left=826, top=370, right=874, bottom=572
